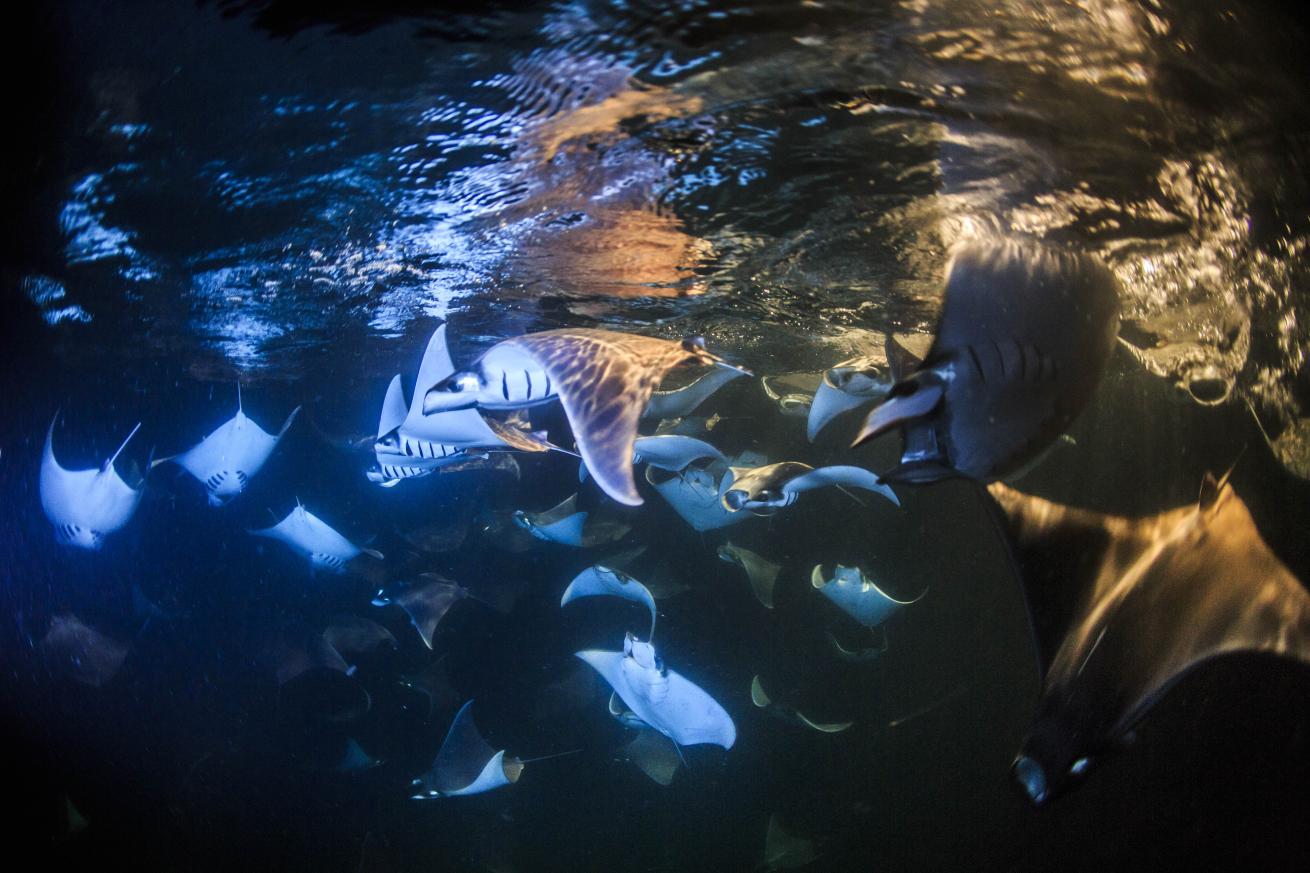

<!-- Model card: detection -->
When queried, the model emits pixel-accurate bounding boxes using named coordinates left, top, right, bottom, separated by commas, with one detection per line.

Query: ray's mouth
left=722, top=490, right=749, bottom=512
left=421, top=388, right=478, bottom=415
left=1011, top=754, right=1049, bottom=806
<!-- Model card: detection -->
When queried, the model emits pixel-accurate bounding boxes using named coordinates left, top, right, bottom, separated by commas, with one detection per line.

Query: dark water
left=3, top=1, right=1310, bottom=870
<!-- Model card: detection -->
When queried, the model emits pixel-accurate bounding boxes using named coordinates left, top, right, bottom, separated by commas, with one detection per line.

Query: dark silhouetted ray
left=372, top=575, right=471, bottom=649
left=750, top=675, right=853, bottom=734
left=854, top=241, right=1120, bottom=482
left=718, top=543, right=780, bottom=609
left=989, top=475, right=1310, bottom=804
left=323, top=615, right=397, bottom=660
left=40, top=615, right=129, bottom=687
left=412, top=700, right=522, bottom=798
left=762, top=814, right=818, bottom=870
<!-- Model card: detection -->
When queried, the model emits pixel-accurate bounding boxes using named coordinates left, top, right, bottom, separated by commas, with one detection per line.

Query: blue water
left=3, top=1, right=1310, bottom=869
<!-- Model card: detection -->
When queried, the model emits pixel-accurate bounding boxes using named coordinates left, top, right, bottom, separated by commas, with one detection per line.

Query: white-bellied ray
left=576, top=632, right=735, bottom=749
left=645, top=452, right=761, bottom=533
left=721, top=462, right=898, bottom=515
left=643, top=367, right=746, bottom=420
left=161, top=385, right=299, bottom=506
left=561, top=564, right=658, bottom=639
left=369, top=372, right=481, bottom=487
left=810, top=563, right=925, bottom=628
left=249, top=501, right=382, bottom=574
left=40, top=413, right=146, bottom=550
left=377, top=325, right=517, bottom=463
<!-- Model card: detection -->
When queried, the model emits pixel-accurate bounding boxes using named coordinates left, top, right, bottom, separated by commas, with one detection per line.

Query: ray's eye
left=724, top=490, right=748, bottom=511
left=440, top=373, right=479, bottom=393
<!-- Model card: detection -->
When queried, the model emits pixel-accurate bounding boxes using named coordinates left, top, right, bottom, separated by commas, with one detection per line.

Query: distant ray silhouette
left=41, top=614, right=129, bottom=686
left=718, top=544, right=781, bottom=609
left=372, top=575, right=477, bottom=649
left=750, top=675, right=853, bottom=734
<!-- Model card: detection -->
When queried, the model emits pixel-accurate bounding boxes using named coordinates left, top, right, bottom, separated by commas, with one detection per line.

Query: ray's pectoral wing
left=174, top=422, right=230, bottom=479
left=575, top=649, right=629, bottom=710
left=1110, top=497, right=1310, bottom=729
left=935, top=243, right=1120, bottom=356
left=378, top=375, right=408, bottom=439
left=432, top=700, right=500, bottom=794
left=785, top=465, right=899, bottom=506
left=575, top=649, right=625, bottom=686
left=663, top=670, right=736, bottom=748
left=415, top=324, right=457, bottom=394
left=985, top=481, right=1130, bottom=675
left=625, top=729, right=682, bottom=786
left=509, top=335, right=680, bottom=506
left=100, top=464, right=146, bottom=518
left=231, top=424, right=280, bottom=472
left=249, top=517, right=293, bottom=547
left=41, top=419, right=96, bottom=517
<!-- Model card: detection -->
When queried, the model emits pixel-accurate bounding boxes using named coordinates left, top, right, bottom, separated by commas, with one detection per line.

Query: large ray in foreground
left=989, top=475, right=1310, bottom=804
left=853, top=241, right=1120, bottom=482
left=422, top=328, right=745, bottom=505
